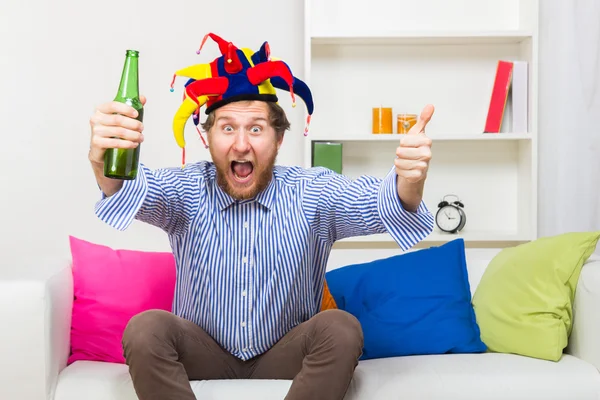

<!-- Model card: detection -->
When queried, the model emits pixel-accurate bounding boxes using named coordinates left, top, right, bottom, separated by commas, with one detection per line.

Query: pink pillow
left=68, top=236, right=176, bottom=365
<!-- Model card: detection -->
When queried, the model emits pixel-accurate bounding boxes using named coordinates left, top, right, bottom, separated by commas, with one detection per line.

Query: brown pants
left=122, top=308, right=364, bottom=400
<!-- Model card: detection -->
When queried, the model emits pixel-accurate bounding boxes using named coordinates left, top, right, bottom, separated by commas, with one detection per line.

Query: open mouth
left=231, top=160, right=254, bottom=184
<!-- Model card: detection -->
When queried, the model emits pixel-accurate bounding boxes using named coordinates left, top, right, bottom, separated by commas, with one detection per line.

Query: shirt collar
left=254, top=173, right=277, bottom=210
left=214, top=170, right=277, bottom=211
left=214, top=183, right=236, bottom=211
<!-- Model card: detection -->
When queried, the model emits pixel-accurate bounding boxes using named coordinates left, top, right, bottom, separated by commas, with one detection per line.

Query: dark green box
left=312, top=142, right=343, bottom=174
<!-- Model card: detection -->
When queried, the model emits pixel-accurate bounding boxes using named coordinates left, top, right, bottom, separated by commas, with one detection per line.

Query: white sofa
left=2, top=248, right=600, bottom=400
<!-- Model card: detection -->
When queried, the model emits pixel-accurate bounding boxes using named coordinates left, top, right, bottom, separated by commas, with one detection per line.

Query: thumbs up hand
left=395, top=104, right=434, bottom=184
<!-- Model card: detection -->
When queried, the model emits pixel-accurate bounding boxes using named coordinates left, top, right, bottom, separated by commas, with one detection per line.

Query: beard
left=213, top=150, right=278, bottom=200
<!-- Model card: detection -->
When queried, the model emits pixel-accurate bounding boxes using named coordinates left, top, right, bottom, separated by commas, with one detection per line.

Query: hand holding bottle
left=88, top=95, right=146, bottom=165
left=88, top=95, right=146, bottom=197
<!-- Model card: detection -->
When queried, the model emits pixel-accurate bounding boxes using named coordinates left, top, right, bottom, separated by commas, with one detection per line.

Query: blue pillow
left=325, top=238, right=487, bottom=360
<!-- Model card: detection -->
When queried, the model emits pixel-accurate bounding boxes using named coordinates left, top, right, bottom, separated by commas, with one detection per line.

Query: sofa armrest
left=0, top=263, right=73, bottom=400
left=567, top=258, right=600, bottom=370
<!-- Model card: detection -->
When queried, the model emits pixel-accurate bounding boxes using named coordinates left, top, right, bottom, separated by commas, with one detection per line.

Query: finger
left=96, top=101, right=140, bottom=119
left=408, top=104, right=435, bottom=135
left=140, top=95, right=147, bottom=106
left=396, top=146, right=432, bottom=161
left=93, top=125, right=145, bottom=143
left=92, top=135, right=140, bottom=151
left=399, top=134, right=432, bottom=148
left=394, top=158, right=428, bottom=171
left=91, top=111, right=144, bottom=132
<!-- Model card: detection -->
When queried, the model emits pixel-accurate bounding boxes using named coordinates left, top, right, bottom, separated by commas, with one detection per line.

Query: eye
left=223, top=125, right=234, bottom=132
left=250, top=126, right=262, bottom=134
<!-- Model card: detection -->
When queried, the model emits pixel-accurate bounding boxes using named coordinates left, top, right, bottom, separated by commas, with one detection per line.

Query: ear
left=276, top=131, right=284, bottom=149
left=204, top=126, right=213, bottom=145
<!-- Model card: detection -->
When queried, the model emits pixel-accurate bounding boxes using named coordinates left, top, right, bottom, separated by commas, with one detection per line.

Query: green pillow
left=472, top=231, right=600, bottom=361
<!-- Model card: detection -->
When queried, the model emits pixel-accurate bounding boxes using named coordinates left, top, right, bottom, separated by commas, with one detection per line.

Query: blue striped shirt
left=95, top=161, right=434, bottom=360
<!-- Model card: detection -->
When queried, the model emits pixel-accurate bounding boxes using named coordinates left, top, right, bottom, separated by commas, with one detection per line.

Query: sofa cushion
left=320, top=280, right=338, bottom=311
left=55, top=361, right=292, bottom=400
left=54, top=354, right=600, bottom=400
left=68, top=236, right=176, bottom=365
left=472, top=231, right=600, bottom=361
left=348, top=353, right=600, bottom=400
left=325, top=238, right=486, bottom=360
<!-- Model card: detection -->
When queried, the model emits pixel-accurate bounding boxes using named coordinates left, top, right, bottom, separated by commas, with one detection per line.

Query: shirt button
left=241, top=321, right=246, bottom=327
left=242, top=290, right=247, bottom=297
left=244, top=221, right=249, bottom=229
left=243, top=256, right=248, bottom=263
left=243, top=347, right=248, bottom=352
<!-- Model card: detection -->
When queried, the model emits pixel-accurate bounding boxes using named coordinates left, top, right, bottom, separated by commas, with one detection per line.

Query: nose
left=232, top=130, right=251, bottom=153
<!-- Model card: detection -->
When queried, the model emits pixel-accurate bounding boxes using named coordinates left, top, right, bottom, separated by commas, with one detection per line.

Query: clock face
left=436, top=206, right=462, bottom=232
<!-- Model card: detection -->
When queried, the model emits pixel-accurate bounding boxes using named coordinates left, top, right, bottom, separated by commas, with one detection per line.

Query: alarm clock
left=435, top=194, right=466, bottom=233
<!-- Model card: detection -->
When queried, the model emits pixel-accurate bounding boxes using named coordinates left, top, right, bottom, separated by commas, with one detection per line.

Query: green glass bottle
left=104, top=49, right=144, bottom=180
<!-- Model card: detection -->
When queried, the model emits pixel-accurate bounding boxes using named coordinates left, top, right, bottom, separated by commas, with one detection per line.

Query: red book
left=484, top=61, right=513, bottom=133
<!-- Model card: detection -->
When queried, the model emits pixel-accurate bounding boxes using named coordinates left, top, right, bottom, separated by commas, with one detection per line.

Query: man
left=88, top=33, right=435, bottom=400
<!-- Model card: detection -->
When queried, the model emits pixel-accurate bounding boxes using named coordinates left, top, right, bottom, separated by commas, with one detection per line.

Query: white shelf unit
left=303, top=0, right=539, bottom=247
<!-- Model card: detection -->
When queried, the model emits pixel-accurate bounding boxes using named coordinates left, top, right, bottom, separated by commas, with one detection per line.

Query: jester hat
left=170, top=33, right=314, bottom=166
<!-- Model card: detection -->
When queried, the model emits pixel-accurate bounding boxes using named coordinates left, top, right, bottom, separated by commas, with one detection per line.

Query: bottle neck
left=115, top=53, right=139, bottom=101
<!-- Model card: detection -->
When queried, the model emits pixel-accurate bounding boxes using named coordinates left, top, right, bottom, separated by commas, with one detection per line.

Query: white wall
left=0, top=0, right=305, bottom=279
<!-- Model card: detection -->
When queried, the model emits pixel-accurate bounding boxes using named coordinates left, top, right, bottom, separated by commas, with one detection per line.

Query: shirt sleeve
left=94, top=163, right=201, bottom=236
left=302, top=166, right=434, bottom=250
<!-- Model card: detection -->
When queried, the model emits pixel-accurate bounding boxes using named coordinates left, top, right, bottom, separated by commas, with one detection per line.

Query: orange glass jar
left=397, top=113, right=417, bottom=134
left=372, top=107, right=393, bottom=134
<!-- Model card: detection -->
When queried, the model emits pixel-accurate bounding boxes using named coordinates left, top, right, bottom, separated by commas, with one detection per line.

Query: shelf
left=337, top=231, right=532, bottom=244
left=307, top=40, right=533, bottom=140
left=309, top=132, right=532, bottom=142
left=311, top=30, right=534, bottom=46
left=305, top=0, right=539, bottom=249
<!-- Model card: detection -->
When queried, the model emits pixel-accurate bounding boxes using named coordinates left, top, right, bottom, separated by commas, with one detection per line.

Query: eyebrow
left=216, top=116, right=268, bottom=123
